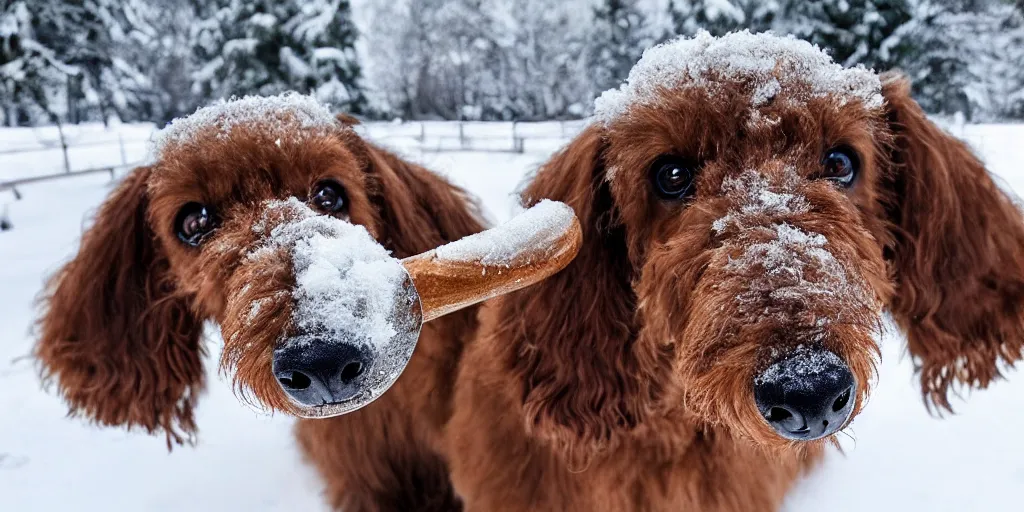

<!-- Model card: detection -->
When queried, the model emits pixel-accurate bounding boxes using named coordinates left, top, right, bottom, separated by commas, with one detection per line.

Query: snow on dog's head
left=154, top=92, right=343, bottom=158
left=594, top=30, right=882, bottom=131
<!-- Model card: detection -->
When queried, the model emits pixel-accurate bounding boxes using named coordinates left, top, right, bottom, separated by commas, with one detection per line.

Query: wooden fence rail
left=1, top=120, right=585, bottom=230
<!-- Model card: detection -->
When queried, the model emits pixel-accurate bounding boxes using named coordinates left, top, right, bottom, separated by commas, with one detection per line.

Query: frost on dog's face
left=228, top=199, right=422, bottom=417
left=595, top=31, right=894, bottom=445
left=143, top=94, right=420, bottom=415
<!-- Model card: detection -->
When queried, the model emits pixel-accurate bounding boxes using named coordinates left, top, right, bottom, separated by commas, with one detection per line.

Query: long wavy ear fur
left=35, top=167, right=205, bottom=448
left=361, top=142, right=486, bottom=257
left=881, top=72, right=1024, bottom=412
left=492, top=126, right=647, bottom=463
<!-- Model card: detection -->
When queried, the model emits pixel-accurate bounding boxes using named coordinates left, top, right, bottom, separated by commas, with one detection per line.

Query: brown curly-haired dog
left=446, top=32, right=1024, bottom=511
left=34, top=95, right=483, bottom=511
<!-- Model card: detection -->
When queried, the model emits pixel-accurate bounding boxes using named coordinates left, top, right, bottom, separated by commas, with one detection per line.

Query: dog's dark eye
left=311, top=181, right=347, bottom=213
left=650, top=157, right=697, bottom=200
left=820, top=147, right=859, bottom=187
left=175, top=203, right=218, bottom=247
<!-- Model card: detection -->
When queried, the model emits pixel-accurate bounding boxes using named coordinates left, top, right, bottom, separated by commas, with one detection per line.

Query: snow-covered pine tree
left=776, top=0, right=912, bottom=71
left=192, top=0, right=365, bottom=113
left=359, top=0, right=420, bottom=118
left=418, top=0, right=495, bottom=120
left=0, top=1, right=77, bottom=125
left=881, top=0, right=996, bottom=119
left=663, top=0, right=1019, bottom=119
left=1, top=0, right=155, bottom=125
left=119, top=0, right=199, bottom=125
left=52, top=0, right=154, bottom=124
left=479, top=0, right=593, bottom=119
left=361, top=0, right=498, bottom=120
left=989, top=0, right=1024, bottom=118
left=667, top=0, right=775, bottom=37
left=588, top=0, right=653, bottom=94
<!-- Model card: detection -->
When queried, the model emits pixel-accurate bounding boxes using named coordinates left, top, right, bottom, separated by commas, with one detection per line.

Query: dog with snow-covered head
left=34, top=94, right=483, bottom=510
left=446, top=31, right=1024, bottom=510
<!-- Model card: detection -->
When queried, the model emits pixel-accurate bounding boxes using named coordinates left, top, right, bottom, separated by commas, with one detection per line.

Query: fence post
left=118, top=132, right=128, bottom=166
left=512, top=121, right=524, bottom=153
left=459, top=122, right=466, bottom=150
left=1, top=204, right=11, bottom=231
left=418, top=122, right=425, bottom=144
left=57, top=122, right=71, bottom=173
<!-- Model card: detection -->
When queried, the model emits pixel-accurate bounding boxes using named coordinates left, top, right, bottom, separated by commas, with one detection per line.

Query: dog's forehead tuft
left=154, top=92, right=342, bottom=157
left=594, top=30, right=883, bottom=125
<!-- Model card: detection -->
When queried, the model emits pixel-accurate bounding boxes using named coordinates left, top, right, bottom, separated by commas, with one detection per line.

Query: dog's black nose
left=272, top=339, right=370, bottom=407
left=753, top=348, right=855, bottom=441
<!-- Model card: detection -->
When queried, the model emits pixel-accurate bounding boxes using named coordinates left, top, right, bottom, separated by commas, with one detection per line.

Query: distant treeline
left=2, top=0, right=1023, bottom=126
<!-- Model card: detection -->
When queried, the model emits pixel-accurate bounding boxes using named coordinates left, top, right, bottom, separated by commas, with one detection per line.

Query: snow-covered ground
left=1, top=124, right=1022, bottom=511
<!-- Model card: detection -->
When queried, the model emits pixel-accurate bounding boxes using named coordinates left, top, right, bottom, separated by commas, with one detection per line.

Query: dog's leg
left=295, top=411, right=461, bottom=512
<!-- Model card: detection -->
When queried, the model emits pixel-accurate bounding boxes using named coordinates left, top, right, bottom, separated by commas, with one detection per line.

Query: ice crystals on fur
left=594, top=30, right=883, bottom=125
left=714, top=169, right=869, bottom=325
left=754, top=344, right=846, bottom=387
left=247, top=198, right=409, bottom=352
left=155, top=92, right=340, bottom=156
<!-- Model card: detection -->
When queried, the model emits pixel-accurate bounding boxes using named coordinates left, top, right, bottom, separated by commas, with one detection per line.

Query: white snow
left=248, top=198, right=408, bottom=352
left=312, top=47, right=351, bottom=64
left=712, top=170, right=811, bottom=234
left=434, top=199, right=574, bottom=267
left=154, top=92, right=340, bottom=156
left=594, top=31, right=884, bottom=125
left=727, top=221, right=865, bottom=319
left=2, top=122, right=1024, bottom=511
left=716, top=169, right=871, bottom=324
left=754, top=344, right=847, bottom=388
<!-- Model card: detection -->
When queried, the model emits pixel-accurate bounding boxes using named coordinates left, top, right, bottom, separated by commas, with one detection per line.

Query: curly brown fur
left=447, top=59, right=1024, bottom=512
left=36, top=166, right=205, bottom=448
left=35, top=112, right=484, bottom=510
left=879, top=73, right=1024, bottom=412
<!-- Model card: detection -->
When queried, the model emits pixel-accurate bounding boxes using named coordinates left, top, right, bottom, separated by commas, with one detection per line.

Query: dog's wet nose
left=272, top=339, right=370, bottom=407
left=753, top=348, right=855, bottom=441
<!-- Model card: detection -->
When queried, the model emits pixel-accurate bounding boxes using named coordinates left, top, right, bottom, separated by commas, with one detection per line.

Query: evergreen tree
left=192, top=0, right=365, bottom=113
left=990, top=0, right=1024, bottom=118
left=886, top=0, right=995, bottom=119
left=123, top=0, right=200, bottom=125
left=478, top=0, right=593, bottom=119
left=0, top=0, right=153, bottom=125
left=588, top=0, right=652, bottom=94
left=777, top=0, right=912, bottom=70
left=664, top=0, right=1019, bottom=119
left=668, top=0, right=775, bottom=37
left=0, top=1, right=76, bottom=125
left=53, top=0, right=155, bottom=123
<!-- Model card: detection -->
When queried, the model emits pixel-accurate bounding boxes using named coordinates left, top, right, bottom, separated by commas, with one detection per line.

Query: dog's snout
left=272, top=339, right=370, bottom=407
left=753, top=348, right=856, bottom=441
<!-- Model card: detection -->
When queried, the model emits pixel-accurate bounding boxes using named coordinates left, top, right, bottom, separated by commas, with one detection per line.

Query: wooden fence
left=0, top=120, right=586, bottom=229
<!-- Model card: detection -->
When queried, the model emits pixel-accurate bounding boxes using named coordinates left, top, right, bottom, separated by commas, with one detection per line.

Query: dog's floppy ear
left=881, top=72, right=1024, bottom=412
left=35, top=167, right=205, bottom=448
left=361, top=142, right=485, bottom=257
left=499, top=126, right=641, bottom=463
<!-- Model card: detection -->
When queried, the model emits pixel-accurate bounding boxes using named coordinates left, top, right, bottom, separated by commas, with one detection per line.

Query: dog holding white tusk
left=34, top=93, right=581, bottom=511
left=256, top=196, right=581, bottom=419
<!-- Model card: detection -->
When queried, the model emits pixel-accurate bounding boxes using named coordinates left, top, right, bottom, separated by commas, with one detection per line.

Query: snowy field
left=1, top=123, right=1023, bottom=511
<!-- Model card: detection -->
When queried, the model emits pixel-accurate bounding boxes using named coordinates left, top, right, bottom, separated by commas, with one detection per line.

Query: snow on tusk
left=401, top=200, right=582, bottom=322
